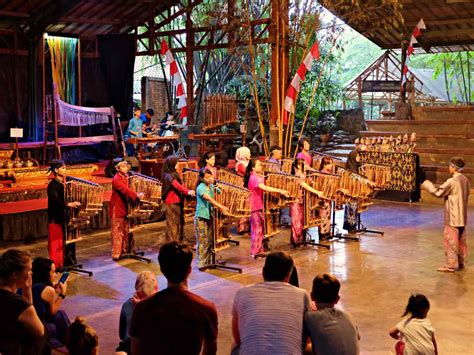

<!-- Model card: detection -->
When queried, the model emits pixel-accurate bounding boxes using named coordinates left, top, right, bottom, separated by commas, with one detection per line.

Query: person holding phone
left=30, top=257, right=71, bottom=349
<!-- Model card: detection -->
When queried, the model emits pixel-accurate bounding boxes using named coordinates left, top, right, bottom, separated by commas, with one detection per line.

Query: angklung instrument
left=359, top=163, right=391, bottom=190
left=212, top=180, right=251, bottom=251
left=128, top=172, right=162, bottom=219
left=336, top=169, right=375, bottom=212
left=261, top=160, right=282, bottom=173
left=304, top=171, right=341, bottom=230
left=216, top=167, right=244, bottom=186
left=65, top=176, right=104, bottom=242
left=182, top=168, right=200, bottom=217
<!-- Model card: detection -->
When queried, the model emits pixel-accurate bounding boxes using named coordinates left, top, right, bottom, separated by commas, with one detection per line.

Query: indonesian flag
left=161, top=40, right=187, bottom=126
left=283, top=41, right=320, bottom=125
left=402, top=19, right=426, bottom=89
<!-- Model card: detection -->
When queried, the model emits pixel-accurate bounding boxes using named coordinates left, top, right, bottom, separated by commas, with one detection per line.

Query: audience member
left=389, top=294, right=437, bottom=355
left=232, top=251, right=311, bottom=354
left=0, top=249, right=45, bottom=354
left=31, top=257, right=71, bottom=348
left=130, top=241, right=218, bottom=355
left=66, top=317, right=99, bottom=355
left=117, top=271, right=158, bottom=354
left=304, top=273, right=360, bottom=355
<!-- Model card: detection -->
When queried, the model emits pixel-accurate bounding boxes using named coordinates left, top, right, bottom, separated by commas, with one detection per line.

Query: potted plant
left=316, top=118, right=336, bottom=143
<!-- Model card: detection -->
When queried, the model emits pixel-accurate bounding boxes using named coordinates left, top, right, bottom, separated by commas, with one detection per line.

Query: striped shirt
left=232, top=281, right=311, bottom=355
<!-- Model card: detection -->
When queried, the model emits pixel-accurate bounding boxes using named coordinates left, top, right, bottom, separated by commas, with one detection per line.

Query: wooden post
left=400, top=41, right=407, bottom=103
left=78, top=38, right=82, bottom=137
left=357, top=78, right=363, bottom=108
left=185, top=3, right=194, bottom=125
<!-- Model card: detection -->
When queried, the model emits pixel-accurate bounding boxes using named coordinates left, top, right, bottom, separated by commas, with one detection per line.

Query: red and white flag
left=402, top=19, right=426, bottom=90
left=283, top=41, right=320, bottom=125
left=161, top=40, right=187, bottom=126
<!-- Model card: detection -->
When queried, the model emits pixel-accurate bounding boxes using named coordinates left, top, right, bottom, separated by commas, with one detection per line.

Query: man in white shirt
left=232, top=252, right=311, bottom=355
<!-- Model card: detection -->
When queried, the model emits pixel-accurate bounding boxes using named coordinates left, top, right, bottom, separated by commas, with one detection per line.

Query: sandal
left=437, top=266, right=455, bottom=273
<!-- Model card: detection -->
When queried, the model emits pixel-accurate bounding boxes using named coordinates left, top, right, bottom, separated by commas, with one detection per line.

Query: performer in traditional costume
left=198, top=152, right=217, bottom=179
left=110, top=159, right=144, bottom=261
left=235, top=146, right=251, bottom=234
left=47, top=160, right=81, bottom=268
left=318, top=157, right=334, bottom=240
left=290, top=159, right=323, bottom=246
left=161, top=156, right=196, bottom=242
left=244, top=159, right=289, bottom=257
left=343, top=150, right=360, bottom=233
left=422, top=157, right=470, bottom=273
left=195, top=168, right=229, bottom=270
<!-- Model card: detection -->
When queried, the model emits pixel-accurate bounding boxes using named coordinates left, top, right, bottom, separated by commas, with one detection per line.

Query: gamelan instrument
left=359, top=163, right=391, bottom=189
left=126, top=135, right=179, bottom=145
left=65, top=176, right=105, bottom=241
left=128, top=172, right=162, bottom=219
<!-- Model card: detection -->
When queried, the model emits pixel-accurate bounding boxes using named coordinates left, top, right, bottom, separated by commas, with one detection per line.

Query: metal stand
left=200, top=215, right=242, bottom=272
left=329, top=201, right=359, bottom=242
left=57, top=264, right=93, bottom=277
left=301, top=228, right=331, bottom=249
left=352, top=213, right=384, bottom=236
left=115, top=228, right=151, bottom=263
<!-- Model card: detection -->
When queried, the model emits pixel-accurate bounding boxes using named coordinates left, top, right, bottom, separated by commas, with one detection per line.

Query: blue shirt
left=195, top=183, right=215, bottom=220
left=140, top=113, right=149, bottom=124
left=124, top=117, right=143, bottom=138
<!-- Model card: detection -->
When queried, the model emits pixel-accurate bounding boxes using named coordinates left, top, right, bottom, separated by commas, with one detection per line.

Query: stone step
left=417, top=147, right=474, bottom=166
left=413, top=105, right=474, bottom=120
left=366, top=119, right=474, bottom=135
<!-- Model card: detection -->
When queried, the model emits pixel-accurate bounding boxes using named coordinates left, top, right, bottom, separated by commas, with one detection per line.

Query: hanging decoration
left=283, top=41, right=320, bottom=125
left=46, top=35, right=78, bottom=104
left=161, top=40, right=188, bottom=126
left=401, top=18, right=426, bottom=91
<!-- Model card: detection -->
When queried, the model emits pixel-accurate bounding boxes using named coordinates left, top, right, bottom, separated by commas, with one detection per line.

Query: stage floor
left=2, top=201, right=473, bottom=354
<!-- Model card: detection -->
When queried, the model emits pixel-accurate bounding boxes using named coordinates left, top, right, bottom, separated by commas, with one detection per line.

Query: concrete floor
left=3, top=201, right=474, bottom=354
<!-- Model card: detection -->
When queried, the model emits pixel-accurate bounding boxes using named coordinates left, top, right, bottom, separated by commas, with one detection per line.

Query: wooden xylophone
left=265, top=171, right=301, bottom=207
left=126, top=136, right=178, bottom=145
left=359, top=164, right=391, bottom=190
left=65, top=176, right=104, bottom=241
left=280, top=159, right=293, bottom=174
left=128, top=172, right=162, bottom=219
left=202, top=94, right=238, bottom=129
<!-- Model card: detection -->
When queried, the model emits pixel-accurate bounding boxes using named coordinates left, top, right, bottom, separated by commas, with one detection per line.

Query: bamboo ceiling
left=323, top=0, right=474, bottom=53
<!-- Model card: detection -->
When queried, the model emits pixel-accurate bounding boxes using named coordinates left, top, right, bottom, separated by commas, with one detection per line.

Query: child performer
left=235, top=146, right=251, bottom=234
left=198, top=152, right=217, bottom=179
left=422, top=156, right=470, bottom=272
left=389, top=294, right=437, bottom=355
left=47, top=159, right=81, bottom=268
left=244, top=159, right=289, bottom=257
left=110, top=160, right=144, bottom=261
left=296, top=138, right=313, bottom=168
left=290, top=159, right=323, bottom=246
left=195, top=168, right=229, bottom=270
left=161, top=156, right=196, bottom=242
left=318, top=157, right=334, bottom=240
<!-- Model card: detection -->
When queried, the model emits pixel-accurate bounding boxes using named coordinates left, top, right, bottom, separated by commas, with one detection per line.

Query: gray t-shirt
left=232, top=281, right=311, bottom=355
left=304, top=304, right=360, bottom=355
